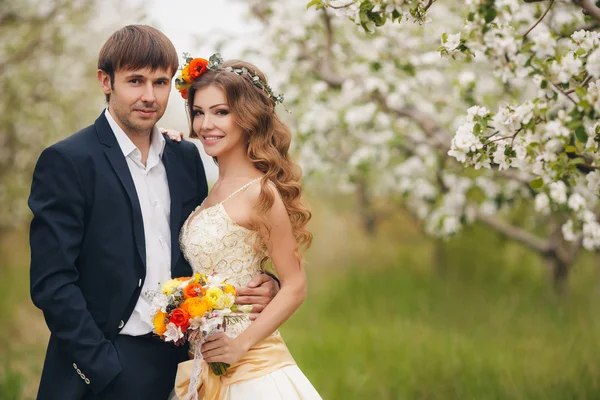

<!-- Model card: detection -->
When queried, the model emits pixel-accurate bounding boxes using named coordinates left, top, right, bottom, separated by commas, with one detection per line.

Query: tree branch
left=574, top=0, right=600, bottom=23
left=476, top=213, right=551, bottom=254
left=522, top=0, right=554, bottom=37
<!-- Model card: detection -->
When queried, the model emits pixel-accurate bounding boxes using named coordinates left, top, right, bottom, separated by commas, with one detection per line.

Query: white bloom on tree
left=550, top=52, right=582, bottom=84
left=586, top=48, right=600, bottom=78
left=543, top=120, right=570, bottom=139
left=466, top=105, right=490, bottom=121
left=582, top=220, right=600, bottom=250
left=534, top=193, right=551, bottom=215
left=443, top=32, right=461, bottom=52
left=549, top=181, right=568, bottom=204
left=562, top=219, right=578, bottom=242
left=586, top=80, right=600, bottom=114
left=586, top=170, right=600, bottom=193
left=531, top=30, right=556, bottom=59
left=568, top=193, right=587, bottom=212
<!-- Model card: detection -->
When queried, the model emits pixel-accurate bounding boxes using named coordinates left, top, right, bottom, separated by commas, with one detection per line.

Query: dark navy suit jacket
left=28, top=112, right=208, bottom=399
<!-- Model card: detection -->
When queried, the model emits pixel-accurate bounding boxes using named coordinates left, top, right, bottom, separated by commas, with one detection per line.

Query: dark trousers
left=86, top=335, right=188, bottom=400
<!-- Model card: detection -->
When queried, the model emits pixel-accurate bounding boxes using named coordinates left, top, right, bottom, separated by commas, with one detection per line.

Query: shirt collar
left=104, top=108, right=166, bottom=160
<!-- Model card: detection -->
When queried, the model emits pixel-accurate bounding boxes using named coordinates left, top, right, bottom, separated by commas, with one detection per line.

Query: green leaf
left=529, top=178, right=544, bottom=190
left=474, top=123, right=482, bottom=135
left=570, top=157, right=585, bottom=165
left=565, top=145, right=577, bottom=153
left=306, top=0, right=321, bottom=9
left=485, top=8, right=497, bottom=23
left=540, top=80, right=548, bottom=89
left=575, top=126, right=588, bottom=143
left=574, top=86, right=587, bottom=99
left=442, top=32, right=448, bottom=43
left=566, top=119, right=582, bottom=129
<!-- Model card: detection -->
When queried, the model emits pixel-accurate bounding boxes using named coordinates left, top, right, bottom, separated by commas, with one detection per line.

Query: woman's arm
left=201, top=186, right=306, bottom=365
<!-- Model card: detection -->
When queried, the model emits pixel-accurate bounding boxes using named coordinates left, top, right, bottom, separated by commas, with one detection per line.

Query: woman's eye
left=193, top=110, right=204, bottom=116
left=216, top=110, right=229, bottom=116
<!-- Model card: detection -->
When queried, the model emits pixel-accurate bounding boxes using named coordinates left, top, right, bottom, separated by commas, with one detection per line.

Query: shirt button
left=73, top=363, right=77, bottom=369
left=118, top=320, right=124, bottom=329
left=85, top=378, right=90, bottom=385
left=138, top=279, right=143, bottom=287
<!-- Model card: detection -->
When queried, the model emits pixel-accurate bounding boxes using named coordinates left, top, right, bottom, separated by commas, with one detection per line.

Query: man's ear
left=97, top=69, right=112, bottom=96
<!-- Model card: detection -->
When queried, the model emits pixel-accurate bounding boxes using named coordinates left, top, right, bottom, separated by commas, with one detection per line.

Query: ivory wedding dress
left=170, top=178, right=322, bottom=400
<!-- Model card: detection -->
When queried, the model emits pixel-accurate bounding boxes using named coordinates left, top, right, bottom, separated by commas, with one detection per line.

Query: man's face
left=98, top=67, right=172, bottom=136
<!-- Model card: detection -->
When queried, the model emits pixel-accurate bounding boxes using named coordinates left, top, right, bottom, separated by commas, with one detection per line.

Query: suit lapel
left=96, top=113, right=146, bottom=270
left=162, top=145, right=183, bottom=273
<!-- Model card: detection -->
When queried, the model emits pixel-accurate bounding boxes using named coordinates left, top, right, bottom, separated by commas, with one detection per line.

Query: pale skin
left=97, top=67, right=278, bottom=314
left=182, top=85, right=307, bottom=366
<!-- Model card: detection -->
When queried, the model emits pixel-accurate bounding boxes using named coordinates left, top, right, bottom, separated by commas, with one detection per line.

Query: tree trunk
left=432, top=238, right=447, bottom=275
left=356, top=180, right=378, bottom=236
left=544, top=254, right=570, bottom=294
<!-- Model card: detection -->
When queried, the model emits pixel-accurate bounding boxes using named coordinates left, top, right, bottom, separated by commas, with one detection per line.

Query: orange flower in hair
left=188, top=58, right=208, bottom=80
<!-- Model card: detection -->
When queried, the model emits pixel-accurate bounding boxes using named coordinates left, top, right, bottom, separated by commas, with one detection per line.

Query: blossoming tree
left=242, top=0, right=600, bottom=288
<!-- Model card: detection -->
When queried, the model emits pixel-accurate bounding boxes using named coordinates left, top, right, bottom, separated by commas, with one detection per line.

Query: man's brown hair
left=98, top=25, right=179, bottom=102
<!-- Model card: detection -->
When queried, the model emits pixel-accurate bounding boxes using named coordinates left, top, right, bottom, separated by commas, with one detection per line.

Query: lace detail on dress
left=180, top=178, right=265, bottom=341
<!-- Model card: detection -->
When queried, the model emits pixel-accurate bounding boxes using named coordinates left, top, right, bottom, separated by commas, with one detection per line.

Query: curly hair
left=186, top=60, right=312, bottom=266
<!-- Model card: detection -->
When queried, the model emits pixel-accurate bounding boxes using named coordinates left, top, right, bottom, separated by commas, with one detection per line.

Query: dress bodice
left=179, top=178, right=264, bottom=338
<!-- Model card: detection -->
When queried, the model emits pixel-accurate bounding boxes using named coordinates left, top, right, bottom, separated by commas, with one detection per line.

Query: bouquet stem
left=209, top=362, right=230, bottom=376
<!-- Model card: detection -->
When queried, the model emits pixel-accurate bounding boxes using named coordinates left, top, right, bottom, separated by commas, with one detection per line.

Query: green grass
left=280, top=220, right=600, bottom=399
left=4, top=198, right=600, bottom=399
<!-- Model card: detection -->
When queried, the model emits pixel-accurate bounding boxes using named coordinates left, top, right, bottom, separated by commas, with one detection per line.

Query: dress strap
left=219, top=177, right=262, bottom=205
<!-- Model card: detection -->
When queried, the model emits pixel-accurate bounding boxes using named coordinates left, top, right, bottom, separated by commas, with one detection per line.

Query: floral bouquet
left=150, top=273, right=251, bottom=375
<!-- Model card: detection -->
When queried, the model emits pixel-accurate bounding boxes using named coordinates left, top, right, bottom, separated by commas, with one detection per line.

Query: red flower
left=188, top=58, right=208, bottom=80
left=179, top=89, right=188, bottom=99
left=169, top=308, right=190, bottom=332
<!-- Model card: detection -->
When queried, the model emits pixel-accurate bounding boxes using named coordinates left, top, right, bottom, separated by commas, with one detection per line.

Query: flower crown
left=175, top=53, right=287, bottom=111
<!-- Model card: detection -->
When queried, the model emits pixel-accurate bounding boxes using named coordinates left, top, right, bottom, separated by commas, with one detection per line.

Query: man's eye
left=130, top=79, right=140, bottom=84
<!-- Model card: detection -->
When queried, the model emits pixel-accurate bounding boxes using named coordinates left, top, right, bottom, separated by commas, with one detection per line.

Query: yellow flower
left=224, top=284, right=236, bottom=296
left=161, top=279, right=180, bottom=295
left=153, top=311, right=168, bottom=336
left=182, top=297, right=209, bottom=318
left=205, top=287, right=226, bottom=309
left=181, top=65, right=191, bottom=83
left=223, top=293, right=234, bottom=309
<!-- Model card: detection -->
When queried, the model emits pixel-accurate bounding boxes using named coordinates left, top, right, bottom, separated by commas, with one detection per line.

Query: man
left=29, top=25, right=277, bottom=400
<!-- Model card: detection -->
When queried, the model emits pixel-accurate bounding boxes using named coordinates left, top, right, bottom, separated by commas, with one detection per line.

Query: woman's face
left=192, top=85, right=246, bottom=158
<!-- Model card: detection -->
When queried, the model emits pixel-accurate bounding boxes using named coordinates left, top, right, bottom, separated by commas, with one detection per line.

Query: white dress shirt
left=105, top=109, right=172, bottom=336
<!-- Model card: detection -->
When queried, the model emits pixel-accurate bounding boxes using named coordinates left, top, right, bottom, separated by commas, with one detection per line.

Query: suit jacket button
left=118, top=320, right=124, bottom=329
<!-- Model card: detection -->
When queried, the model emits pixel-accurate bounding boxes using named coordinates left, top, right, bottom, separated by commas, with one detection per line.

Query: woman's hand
left=201, top=332, right=248, bottom=365
left=159, top=127, right=184, bottom=142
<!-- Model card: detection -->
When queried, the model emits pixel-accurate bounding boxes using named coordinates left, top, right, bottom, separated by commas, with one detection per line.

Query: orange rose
left=174, top=276, right=191, bottom=282
left=153, top=311, right=168, bottom=336
left=169, top=308, right=190, bottom=332
left=188, top=58, right=208, bottom=80
left=182, top=297, right=209, bottom=318
left=183, top=282, right=205, bottom=299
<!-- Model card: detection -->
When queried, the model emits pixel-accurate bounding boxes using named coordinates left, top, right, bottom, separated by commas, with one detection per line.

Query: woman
left=168, top=54, right=321, bottom=399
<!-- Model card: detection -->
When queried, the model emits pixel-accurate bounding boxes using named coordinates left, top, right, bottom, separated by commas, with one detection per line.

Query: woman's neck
left=216, top=147, right=259, bottom=183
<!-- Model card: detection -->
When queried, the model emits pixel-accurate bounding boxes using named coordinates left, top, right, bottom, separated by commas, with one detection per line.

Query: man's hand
left=235, top=274, right=279, bottom=321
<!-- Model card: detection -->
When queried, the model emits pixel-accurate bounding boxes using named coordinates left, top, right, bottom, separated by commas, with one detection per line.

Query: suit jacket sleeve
left=29, top=146, right=122, bottom=395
